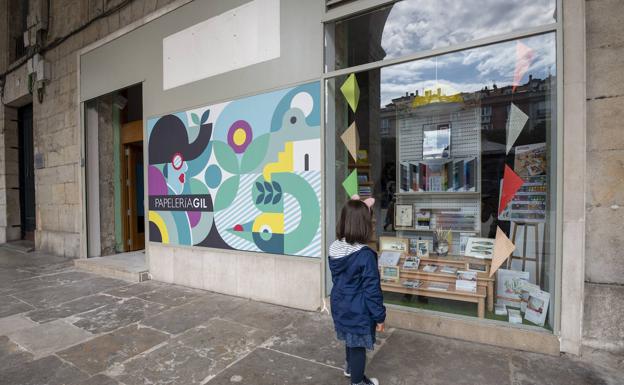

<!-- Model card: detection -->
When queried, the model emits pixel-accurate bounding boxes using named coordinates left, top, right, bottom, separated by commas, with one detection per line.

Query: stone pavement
left=0, top=248, right=622, bottom=385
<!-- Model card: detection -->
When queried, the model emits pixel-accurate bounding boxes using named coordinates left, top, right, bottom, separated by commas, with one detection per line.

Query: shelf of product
left=385, top=254, right=494, bottom=312
left=381, top=280, right=486, bottom=318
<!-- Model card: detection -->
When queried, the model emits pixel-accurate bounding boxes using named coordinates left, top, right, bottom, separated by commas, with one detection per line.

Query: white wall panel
left=163, top=0, right=280, bottom=90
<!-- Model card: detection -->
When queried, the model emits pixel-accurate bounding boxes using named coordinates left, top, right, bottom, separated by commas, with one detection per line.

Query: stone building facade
left=582, top=0, right=624, bottom=353
left=0, top=0, right=622, bottom=355
left=0, top=0, right=180, bottom=255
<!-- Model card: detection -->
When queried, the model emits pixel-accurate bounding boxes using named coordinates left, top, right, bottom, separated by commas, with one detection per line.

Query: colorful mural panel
left=146, top=82, right=322, bottom=258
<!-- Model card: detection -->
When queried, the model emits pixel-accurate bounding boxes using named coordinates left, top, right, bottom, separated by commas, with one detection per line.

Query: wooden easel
left=506, top=222, right=542, bottom=285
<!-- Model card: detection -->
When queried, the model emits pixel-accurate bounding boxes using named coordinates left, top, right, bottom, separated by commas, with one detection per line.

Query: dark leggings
left=345, top=346, right=366, bottom=384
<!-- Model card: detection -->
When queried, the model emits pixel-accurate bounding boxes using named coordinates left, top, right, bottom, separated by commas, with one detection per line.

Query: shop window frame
left=320, top=0, right=564, bottom=336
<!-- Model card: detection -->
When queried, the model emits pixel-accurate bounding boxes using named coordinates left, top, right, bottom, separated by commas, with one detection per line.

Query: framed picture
left=525, top=289, right=550, bottom=327
left=422, top=123, right=451, bottom=159
left=394, top=204, right=413, bottom=228
left=467, top=262, right=488, bottom=273
left=381, top=266, right=400, bottom=283
left=465, top=237, right=495, bottom=259
left=416, top=240, right=429, bottom=258
left=496, top=269, right=530, bottom=307
left=379, top=236, right=408, bottom=252
left=459, top=232, right=475, bottom=255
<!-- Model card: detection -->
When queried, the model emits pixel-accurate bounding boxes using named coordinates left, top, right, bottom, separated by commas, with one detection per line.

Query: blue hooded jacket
left=328, top=240, right=386, bottom=335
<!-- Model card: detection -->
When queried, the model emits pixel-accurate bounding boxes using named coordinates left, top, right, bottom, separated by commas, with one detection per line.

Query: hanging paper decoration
left=513, top=41, right=535, bottom=92
left=342, top=169, right=358, bottom=198
left=340, top=122, right=360, bottom=161
left=506, top=103, right=529, bottom=154
left=340, top=73, right=360, bottom=113
left=498, top=165, right=525, bottom=215
left=489, top=226, right=516, bottom=277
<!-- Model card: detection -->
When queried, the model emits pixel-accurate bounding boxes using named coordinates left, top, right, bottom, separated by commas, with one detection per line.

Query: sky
left=375, top=0, right=557, bottom=106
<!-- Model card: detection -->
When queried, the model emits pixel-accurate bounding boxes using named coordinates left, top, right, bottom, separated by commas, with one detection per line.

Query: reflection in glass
left=326, top=33, right=557, bottom=330
left=325, top=0, right=556, bottom=71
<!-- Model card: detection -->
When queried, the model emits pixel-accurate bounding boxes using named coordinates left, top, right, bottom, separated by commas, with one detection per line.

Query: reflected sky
left=380, top=33, right=556, bottom=107
left=381, top=0, right=556, bottom=58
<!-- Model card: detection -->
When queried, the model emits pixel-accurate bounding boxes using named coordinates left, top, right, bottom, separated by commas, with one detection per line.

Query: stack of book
left=440, top=266, right=458, bottom=274
left=428, top=282, right=449, bottom=291
left=400, top=157, right=478, bottom=193
left=402, top=280, right=423, bottom=289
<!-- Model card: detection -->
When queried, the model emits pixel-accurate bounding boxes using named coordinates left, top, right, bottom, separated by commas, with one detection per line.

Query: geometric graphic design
left=512, top=41, right=535, bottom=93
left=489, top=226, right=516, bottom=278
left=506, top=103, right=528, bottom=154
left=147, top=81, right=322, bottom=258
left=498, top=165, right=525, bottom=216
left=340, top=73, right=360, bottom=113
left=340, top=122, right=360, bottom=161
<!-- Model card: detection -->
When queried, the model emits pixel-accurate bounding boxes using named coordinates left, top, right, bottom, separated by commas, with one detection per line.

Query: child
left=329, top=196, right=386, bottom=385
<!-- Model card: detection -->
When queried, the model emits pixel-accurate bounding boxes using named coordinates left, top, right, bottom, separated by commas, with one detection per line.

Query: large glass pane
left=325, top=0, right=556, bottom=71
left=326, top=33, right=557, bottom=330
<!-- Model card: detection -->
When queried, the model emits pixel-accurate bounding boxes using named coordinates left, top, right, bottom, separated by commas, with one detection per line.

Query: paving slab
left=1, top=270, right=96, bottom=295
left=0, top=295, right=34, bottom=317
left=12, top=276, right=130, bottom=308
left=8, top=319, right=94, bottom=358
left=367, top=330, right=515, bottom=385
left=58, top=324, right=169, bottom=375
left=141, top=293, right=246, bottom=335
left=104, top=280, right=168, bottom=298
left=0, top=314, right=39, bottom=335
left=134, top=284, right=206, bottom=307
left=509, top=352, right=608, bottom=385
left=0, top=335, right=33, bottom=372
left=72, top=297, right=168, bottom=334
left=0, top=355, right=89, bottom=385
left=207, top=347, right=343, bottom=384
left=112, top=318, right=270, bottom=385
left=261, top=311, right=345, bottom=368
left=74, top=374, right=120, bottom=385
left=26, top=293, right=122, bottom=323
left=219, top=299, right=305, bottom=334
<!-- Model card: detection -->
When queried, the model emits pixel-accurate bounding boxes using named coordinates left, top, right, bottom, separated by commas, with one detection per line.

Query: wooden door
left=121, top=121, right=145, bottom=251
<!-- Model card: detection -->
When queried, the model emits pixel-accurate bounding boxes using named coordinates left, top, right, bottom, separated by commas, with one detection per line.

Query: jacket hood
left=328, top=239, right=366, bottom=276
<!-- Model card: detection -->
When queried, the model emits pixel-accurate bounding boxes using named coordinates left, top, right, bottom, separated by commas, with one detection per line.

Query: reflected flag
left=513, top=41, right=535, bottom=92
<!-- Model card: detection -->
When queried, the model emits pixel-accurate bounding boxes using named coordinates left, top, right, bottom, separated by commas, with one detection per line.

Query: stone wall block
left=586, top=0, right=624, bottom=49
left=586, top=150, right=624, bottom=207
left=585, top=205, right=624, bottom=284
left=587, top=44, right=624, bottom=99
left=586, top=96, right=624, bottom=151
left=64, top=233, right=81, bottom=258
left=583, top=283, right=624, bottom=353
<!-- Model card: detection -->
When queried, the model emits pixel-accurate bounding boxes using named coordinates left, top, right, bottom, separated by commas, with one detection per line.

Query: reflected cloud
left=380, top=33, right=556, bottom=107
left=381, top=0, right=555, bottom=58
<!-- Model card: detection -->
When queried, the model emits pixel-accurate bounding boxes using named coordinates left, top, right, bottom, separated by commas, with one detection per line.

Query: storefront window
left=325, top=0, right=556, bottom=71
left=326, top=31, right=557, bottom=330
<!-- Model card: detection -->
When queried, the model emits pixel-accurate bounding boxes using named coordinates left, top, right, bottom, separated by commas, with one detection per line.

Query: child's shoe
left=362, top=376, right=379, bottom=385
left=343, top=361, right=351, bottom=377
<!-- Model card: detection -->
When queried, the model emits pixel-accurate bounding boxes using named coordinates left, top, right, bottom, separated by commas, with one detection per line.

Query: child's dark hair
left=336, top=199, right=372, bottom=244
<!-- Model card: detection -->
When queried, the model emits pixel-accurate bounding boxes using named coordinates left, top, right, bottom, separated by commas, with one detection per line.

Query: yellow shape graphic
left=149, top=211, right=170, bottom=244
left=263, top=142, right=294, bottom=181
left=412, top=88, right=463, bottom=108
left=340, top=73, right=360, bottom=112
left=233, top=128, right=247, bottom=146
left=253, top=213, right=285, bottom=234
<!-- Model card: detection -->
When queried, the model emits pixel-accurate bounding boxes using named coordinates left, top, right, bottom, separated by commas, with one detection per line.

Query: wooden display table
left=381, top=281, right=487, bottom=318
left=380, top=254, right=494, bottom=318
